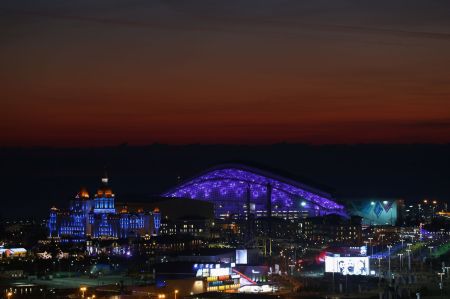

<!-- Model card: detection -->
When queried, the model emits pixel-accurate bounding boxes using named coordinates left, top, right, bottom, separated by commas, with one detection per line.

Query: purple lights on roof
left=162, top=165, right=346, bottom=218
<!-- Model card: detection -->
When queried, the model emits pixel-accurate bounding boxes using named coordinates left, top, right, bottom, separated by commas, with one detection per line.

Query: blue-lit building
left=163, top=163, right=346, bottom=220
left=48, top=176, right=161, bottom=242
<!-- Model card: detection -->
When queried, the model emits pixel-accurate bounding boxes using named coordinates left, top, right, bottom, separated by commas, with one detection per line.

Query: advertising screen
left=236, top=249, right=248, bottom=264
left=346, top=199, right=398, bottom=226
left=325, top=256, right=369, bottom=276
left=210, top=267, right=231, bottom=277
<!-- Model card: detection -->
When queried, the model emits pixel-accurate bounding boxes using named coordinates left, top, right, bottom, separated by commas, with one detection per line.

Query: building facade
left=48, top=176, right=161, bottom=242
left=299, top=214, right=362, bottom=243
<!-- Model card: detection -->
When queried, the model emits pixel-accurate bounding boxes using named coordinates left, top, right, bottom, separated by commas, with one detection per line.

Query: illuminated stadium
left=162, top=164, right=346, bottom=219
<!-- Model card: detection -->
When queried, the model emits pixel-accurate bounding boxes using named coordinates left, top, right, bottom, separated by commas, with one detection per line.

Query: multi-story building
left=299, top=214, right=362, bottom=243
left=159, top=216, right=211, bottom=238
left=138, top=235, right=205, bottom=255
left=48, top=175, right=161, bottom=242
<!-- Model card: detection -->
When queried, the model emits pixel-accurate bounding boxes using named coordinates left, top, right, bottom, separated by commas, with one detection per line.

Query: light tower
left=398, top=253, right=404, bottom=271
left=387, top=245, right=392, bottom=284
left=428, top=246, right=434, bottom=271
left=406, top=249, right=412, bottom=271
left=438, top=272, right=445, bottom=290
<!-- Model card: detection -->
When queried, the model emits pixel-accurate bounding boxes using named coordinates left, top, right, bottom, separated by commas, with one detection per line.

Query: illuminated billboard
left=194, top=263, right=232, bottom=278
left=325, top=256, right=369, bottom=276
left=236, top=249, right=248, bottom=264
left=346, top=199, right=398, bottom=226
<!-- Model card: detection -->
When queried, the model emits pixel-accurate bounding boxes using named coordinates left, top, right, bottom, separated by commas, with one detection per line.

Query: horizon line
left=1, top=142, right=450, bottom=150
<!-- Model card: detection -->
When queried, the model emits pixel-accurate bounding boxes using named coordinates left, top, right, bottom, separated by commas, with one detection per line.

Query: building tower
left=90, top=174, right=118, bottom=238
left=69, top=187, right=91, bottom=239
left=153, top=207, right=161, bottom=235
left=93, top=174, right=116, bottom=214
left=48, top=206, right=59, bottom=238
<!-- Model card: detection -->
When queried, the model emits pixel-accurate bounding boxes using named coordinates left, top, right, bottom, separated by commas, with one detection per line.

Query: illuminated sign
left=325, top=256, right=370, bottom=276
left=195, top=264, right=232, bottom=278
left=236, top=249, right=248, bottom=264
left=210, top=268, right=231, bottom=277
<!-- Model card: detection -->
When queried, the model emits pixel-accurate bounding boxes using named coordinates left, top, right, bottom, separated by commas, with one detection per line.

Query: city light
left=438, top=272, right=445, bottom=290
left=80, top=286, right=87, bottom=298
left=3, top=160, right=449, bottom=299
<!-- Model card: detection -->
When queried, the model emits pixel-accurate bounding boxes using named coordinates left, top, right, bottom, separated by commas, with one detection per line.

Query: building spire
left=101, top=169, right=109, bottom=185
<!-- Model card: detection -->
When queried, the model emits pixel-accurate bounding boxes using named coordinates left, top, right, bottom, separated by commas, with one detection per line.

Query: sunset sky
left=2, top=0, right=450, bottom=146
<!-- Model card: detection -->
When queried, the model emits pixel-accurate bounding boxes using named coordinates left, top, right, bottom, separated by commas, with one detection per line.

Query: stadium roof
left=162, top=163, right=345, bottom=213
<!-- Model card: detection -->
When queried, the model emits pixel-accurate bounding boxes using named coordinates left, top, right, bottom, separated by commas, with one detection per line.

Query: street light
left=174, top=289, right=179, bottom=299
left=80, top=287, right=87, bottom=298
left=438, top=272, right=445, bottom=290
left=7, top=292, right=12, bottom=299
left=406, top=249, right=412, bottom=271
left=377, top=257, right=382, bottom=287
left=398, top=253, right=404, bottom=271
left=368, top=237, right=373, bottom=257
left=428, top=246, right=434, bottom=271
left=387, top=245, right=392, bottom=284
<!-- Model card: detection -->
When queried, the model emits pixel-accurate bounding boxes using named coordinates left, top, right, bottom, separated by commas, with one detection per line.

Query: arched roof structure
left=162, top=164, right=346, bottom=219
